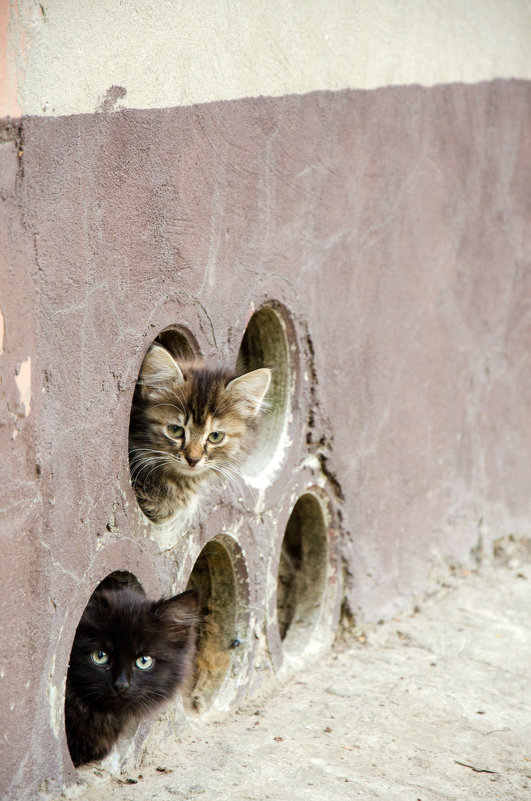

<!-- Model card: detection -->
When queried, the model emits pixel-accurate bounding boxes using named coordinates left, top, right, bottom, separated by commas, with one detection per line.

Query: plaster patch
left=253, top=487, right=267, bottom=515
left=148, top=500, right=197, bottom=551
left=97, top=84, right=127, bottom=113
left=47, top=652, right=63, bottom=738
left=0, top=306, right=4, bottom=354
left=15, top=355, right=31, bottom=416
left=47, top=682, right=62, bottom=738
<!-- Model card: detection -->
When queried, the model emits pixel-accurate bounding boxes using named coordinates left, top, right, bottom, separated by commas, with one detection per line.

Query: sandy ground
left=65, top=539, right=530, bottom=801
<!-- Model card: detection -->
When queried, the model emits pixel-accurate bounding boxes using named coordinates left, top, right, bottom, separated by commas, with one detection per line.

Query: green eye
left=167, top=424, right=184, bottom=438
left=207, top=431, right=225, bottom=443
left=135, top=655, right=153, bottom=670
left=91, top=649, right=109, bottom=666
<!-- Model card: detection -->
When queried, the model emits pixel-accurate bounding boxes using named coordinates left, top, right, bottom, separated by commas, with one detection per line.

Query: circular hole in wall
left=96, top=570, right=145, bottom=594
left=277, top=493, right=329, bottom=655
left=154, top=325, right=200, bottom=361
left=185, top=537, right=247, bottom=714
left=64, top=572, right=145, bottom=768
left=235, top=304, right=292, bottom=480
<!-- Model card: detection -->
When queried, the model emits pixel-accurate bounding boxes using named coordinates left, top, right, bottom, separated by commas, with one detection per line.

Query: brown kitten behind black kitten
left=129, top=343, right=271, bottom=523
left=65, top=587, right=198, bottom=767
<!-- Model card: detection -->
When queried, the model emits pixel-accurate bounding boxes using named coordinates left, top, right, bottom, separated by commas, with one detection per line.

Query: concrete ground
left=67, top=538, right=530, bottom=801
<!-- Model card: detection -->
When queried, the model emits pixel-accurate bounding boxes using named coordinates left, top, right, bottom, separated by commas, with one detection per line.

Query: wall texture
left=2, top=0, right=531, bottom=117
left=1, top=3, right=530, bottom=799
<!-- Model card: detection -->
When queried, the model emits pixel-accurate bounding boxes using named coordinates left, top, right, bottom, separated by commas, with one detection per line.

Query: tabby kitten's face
left=129, top=344, right=270, bottom=520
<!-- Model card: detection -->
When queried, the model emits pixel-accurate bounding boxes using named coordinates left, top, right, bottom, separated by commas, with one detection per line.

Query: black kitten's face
left=67, top=588, right=197, bottom=716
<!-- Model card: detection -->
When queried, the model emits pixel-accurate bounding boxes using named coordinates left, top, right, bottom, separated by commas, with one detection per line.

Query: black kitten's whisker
left=65, top=587, right=198, bottom=766
left=145, top=689, right=171, bottom=702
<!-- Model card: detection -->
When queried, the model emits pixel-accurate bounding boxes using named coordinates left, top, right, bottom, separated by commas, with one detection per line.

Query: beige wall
left=2, top=0, right=531, bottom=118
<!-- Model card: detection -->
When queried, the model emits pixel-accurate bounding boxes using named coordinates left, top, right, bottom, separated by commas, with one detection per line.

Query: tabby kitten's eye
left=167, top=424, right=184, bottom=439
left=135, top=655, right=153, bottom=670
left=207, top=431, right=225, bottom=443
left=91, top=649, right=109, bottom=666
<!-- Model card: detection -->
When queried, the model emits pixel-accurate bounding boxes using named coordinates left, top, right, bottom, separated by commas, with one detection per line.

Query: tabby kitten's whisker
left=129, top=449, right=183, bottom=470
left=258, top=398, right=273, bottom=413
left=210, top=398, right=235, bottom=419
left=151, top=402, right=186, bottom=414
left=132, top=461, right=168, bottom=488
left=129, top=451, right=181, bottom=468
left=209, top=464, right=241, bottom=490
left=131, top=457, right=180, bottom=488
left=209, top=463, right=247, bottom=498
left=129, top=447, right=182, bottom=458
left=129, top=452, right=173, bottom=472
left=130, top=458, right=173, bottom=486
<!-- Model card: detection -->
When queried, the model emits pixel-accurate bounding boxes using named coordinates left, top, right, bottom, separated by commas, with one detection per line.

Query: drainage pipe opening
left=277, top=493, right=329, bottom=654
left=235, top=304, right=292, bottom=480
left=185, top=537, right=248, bottom=714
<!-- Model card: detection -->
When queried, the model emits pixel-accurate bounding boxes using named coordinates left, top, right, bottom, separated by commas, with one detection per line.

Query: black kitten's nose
left=113, top=677, right=129, bottom=694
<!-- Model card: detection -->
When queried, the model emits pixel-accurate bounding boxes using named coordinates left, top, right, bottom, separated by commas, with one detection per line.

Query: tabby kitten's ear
left=153, top=590, right=199, bottom=640
left=225, top=368, right=271, bottom=418
left=139, top=343, right=184, bottom=399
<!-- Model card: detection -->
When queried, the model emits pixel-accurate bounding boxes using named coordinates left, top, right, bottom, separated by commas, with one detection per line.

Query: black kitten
left=65, top=587, right=198, bottom=766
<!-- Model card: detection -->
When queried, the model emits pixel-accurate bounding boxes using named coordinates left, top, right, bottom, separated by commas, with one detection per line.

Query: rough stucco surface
left=70, top=547, right=531, bottom=801
left=3, top=0, right=531, bottom=116
left=0, top=79, right=530, bottom=798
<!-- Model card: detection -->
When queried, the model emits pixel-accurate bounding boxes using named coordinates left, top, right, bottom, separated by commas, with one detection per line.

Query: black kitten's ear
left=154, top=590, right=199, bottom=639
left=84, top=589, right=111, bottom=617
left=89, top=589, right=110, bottom=606
left=225, top=368, right=271, bottom=418
left=139, top=343, right=184, bottom=399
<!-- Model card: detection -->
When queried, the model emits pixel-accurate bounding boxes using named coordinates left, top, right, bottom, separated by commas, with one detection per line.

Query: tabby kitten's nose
left=185, top=455, right=199, bottom=467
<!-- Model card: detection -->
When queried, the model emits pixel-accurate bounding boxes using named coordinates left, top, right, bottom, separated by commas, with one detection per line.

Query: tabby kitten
left=129, top=343, right=271, bottom=523
left=65, top=587, right=198, bottom=767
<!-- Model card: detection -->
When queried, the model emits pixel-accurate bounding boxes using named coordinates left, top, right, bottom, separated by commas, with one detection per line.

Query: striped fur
left=129, top=344, right=270, bottom=523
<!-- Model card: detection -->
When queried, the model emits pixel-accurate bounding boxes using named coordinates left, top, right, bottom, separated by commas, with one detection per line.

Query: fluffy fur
left=129, top=343, right=271, bottom=523
left=65, top=587, right=198, bottom=767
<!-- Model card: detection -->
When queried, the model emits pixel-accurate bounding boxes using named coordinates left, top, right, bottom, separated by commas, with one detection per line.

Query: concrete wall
left=1, top=2, right=530, bottom=798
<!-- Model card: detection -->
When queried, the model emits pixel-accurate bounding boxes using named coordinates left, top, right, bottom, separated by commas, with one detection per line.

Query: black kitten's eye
left=135, top=655, right=153, bottom=670
left=91, top=649, right=109, bottom=666
left=167, top=424, right=184, bottom=439
left=207, top=431, right=225, bottom=444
